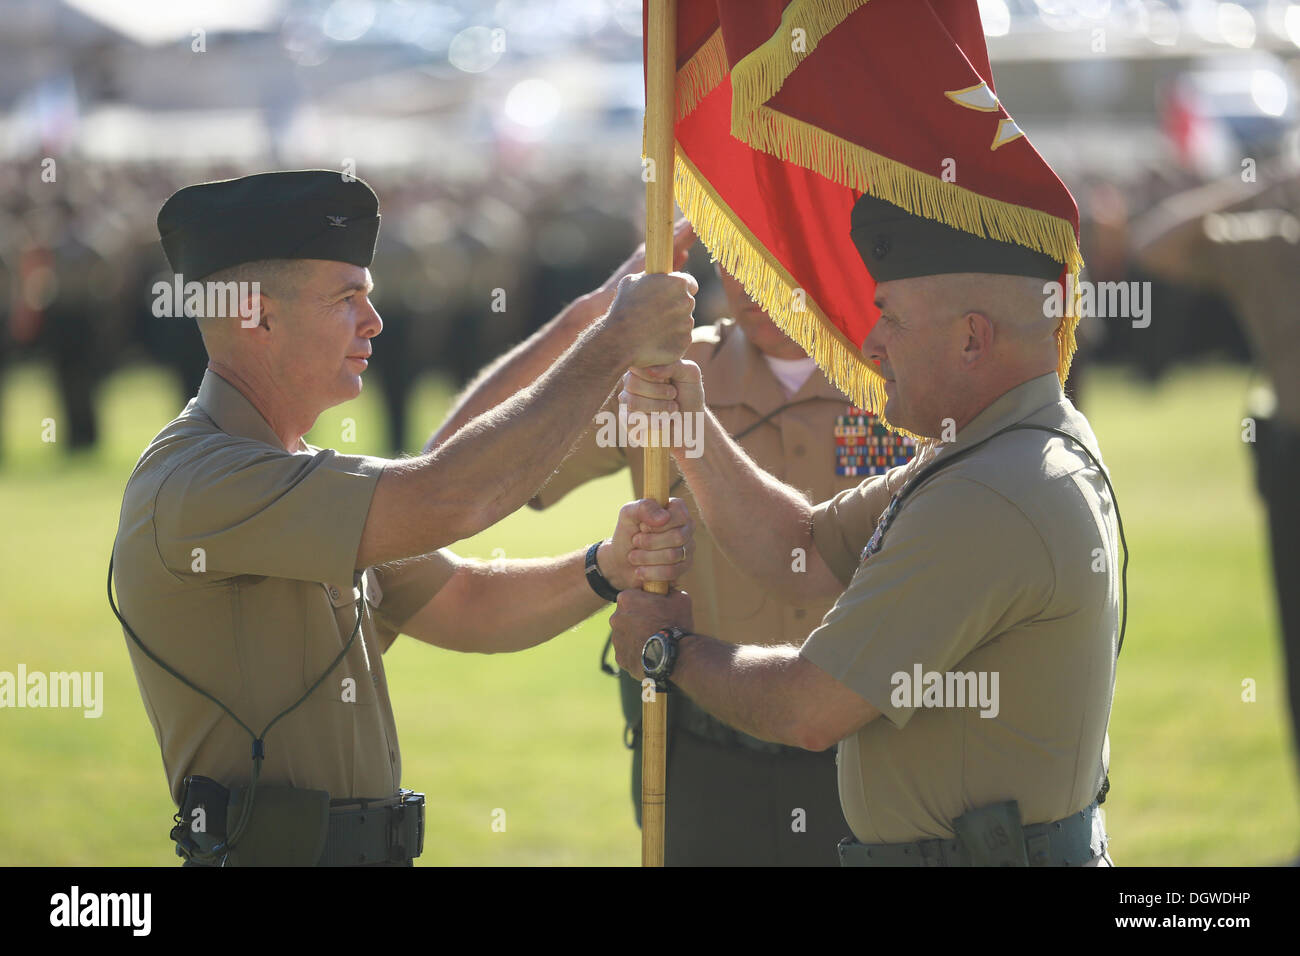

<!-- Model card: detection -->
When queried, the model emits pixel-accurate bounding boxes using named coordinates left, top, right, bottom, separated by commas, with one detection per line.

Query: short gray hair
left=191, top=259, right=310, bottom=321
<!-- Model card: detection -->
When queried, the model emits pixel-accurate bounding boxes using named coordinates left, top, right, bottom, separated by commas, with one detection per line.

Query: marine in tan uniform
left=1133, top=165, right=1300, bottom=800
left=610, top=193, right=1121, bottom=866
left=112, top=170, right=698, bottom=866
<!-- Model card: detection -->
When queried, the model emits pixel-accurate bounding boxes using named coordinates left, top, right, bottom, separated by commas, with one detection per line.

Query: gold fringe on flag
left=669, top=0, right=1086, bottom=394
left=736, top=105, right=1086, bottom=387
left=728, top=0, right=874, bottom=129
left=674, top=149, right=914, bottom=430
left=676, top=28, right=728, bottom=122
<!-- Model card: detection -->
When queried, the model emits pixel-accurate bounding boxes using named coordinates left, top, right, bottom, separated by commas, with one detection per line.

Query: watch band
left=644, top=626, right=690, bottom=684
left=584, top=541, right=621, bottom=603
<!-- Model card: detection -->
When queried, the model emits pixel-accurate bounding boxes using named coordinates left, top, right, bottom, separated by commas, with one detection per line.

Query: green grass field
left=0, top=359, right=1296, bottom=866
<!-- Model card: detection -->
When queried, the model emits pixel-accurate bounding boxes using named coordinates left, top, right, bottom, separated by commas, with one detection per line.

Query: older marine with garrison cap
left=112, top=170, right=699, bottom=866
left=610, top=191, right=1122, bottom=867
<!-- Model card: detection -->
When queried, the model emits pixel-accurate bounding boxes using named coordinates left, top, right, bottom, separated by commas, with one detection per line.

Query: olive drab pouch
left=223, top=784, right=331, bottom=867
left=172, top=775, right=231, bottom=860
left=953, top=800, right=1030, bottom=866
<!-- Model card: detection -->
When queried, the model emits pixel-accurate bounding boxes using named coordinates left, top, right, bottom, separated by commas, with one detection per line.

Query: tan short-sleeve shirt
left=802, top=373, right=1120, bottom=844
left=533, top=319, right=870, bottom=647
left=113, top=370, right=456, bottom=806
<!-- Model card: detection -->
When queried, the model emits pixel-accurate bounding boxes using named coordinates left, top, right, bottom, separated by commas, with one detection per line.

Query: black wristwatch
left=585, top=541, right=621, bottom=603
left=642, top=626, right=690, bottom=685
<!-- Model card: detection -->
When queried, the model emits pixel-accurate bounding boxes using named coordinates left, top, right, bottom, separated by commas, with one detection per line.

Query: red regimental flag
left=652, top=0, right=1083, bottom=421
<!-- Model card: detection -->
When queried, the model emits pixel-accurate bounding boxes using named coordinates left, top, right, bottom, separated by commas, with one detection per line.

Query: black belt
left=838, top=801, right=1104, bottom=867
left=180, top=789, right=425, bottom=867
left=318, top=790, right=425, bottom=867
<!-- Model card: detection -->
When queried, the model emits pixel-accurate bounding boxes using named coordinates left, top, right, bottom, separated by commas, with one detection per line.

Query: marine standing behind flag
left=530, top=265, right=915, bottom=865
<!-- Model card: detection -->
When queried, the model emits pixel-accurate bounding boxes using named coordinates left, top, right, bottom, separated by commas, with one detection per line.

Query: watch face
left=642, top=637, right=666, bottom=674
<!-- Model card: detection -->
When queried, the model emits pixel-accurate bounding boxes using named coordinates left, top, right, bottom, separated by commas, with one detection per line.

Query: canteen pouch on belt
left=223, top=784, right=331, bottom=867
left=172, top=774, right=231, bottom=860
left=953, top=800, right=1030, bottom=866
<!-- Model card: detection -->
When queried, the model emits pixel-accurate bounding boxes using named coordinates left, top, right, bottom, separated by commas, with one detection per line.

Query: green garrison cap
left=157, top=170, right=381, bottom=280
left=850, top=192, right=1062, bottom=282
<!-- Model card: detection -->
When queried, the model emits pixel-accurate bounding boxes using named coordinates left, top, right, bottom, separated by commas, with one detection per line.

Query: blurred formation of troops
left=0, top=159, right=642, bottom=455
left=0, top=154, right=1266, bottom=459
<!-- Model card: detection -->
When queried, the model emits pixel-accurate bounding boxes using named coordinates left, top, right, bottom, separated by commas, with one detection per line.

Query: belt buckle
left=389, top=789, right=425, bottom=863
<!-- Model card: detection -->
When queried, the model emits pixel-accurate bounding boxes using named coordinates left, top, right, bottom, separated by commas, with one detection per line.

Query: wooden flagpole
left=640, top=0, right=676, bottom=869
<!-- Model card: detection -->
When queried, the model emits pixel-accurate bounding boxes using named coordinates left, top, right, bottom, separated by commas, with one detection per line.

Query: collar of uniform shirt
left=932, top=371, right=1066, bottom=459
left=195, top=369, right=289, bottom=450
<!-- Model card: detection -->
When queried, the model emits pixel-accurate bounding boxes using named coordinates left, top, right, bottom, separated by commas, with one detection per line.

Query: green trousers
left=623, top=671, right=848, bottom=866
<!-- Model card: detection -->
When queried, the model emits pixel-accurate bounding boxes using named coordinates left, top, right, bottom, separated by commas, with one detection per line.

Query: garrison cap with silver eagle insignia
left=157, top=169, right=381, bottom=280
left=850, top=192, right=1063, bottom=282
